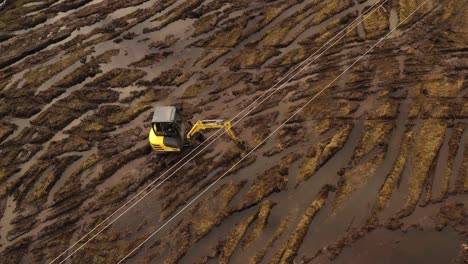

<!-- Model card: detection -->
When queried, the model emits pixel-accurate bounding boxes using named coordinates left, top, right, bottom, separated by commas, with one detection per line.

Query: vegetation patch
left=399, top=0, right=432, bottom=25
left=0, top=121, right=17, bottom=143
left=351, top=120, right=394, bottom=164
left=182, top=83, right=205, bottom=99
left=282, top=0, right=353, bottom=47
left=242, top=200, right=275, bottom=250
left=85, top=68, right=147, bottom=87
left=53, top=49, right=120, bottom=88
left=278, top=185, right=334, bottom=262
left=197, top=48, right=230, bottom=68
left=139, top=88, right=171, bottom=103
left=251, top=215, right=290, bottom=263
left=436, top=124, right=464, bottom=200
left=23, top=48, right=92, bottom=89
left=128, top=52, right=173, bottom=68
left=209, top=72, right=250, bottom=94
left=73, top=230, right=144, bottom=263
left=454, top=145, right=467, bottom=193
left=399, top=120, right=446, bottom=217
left=368, top=131, right=413, bottom=224
left=138, top=69, right=183, bottom=86
left=151, top=0, right=202, bottom=30
left=106, top=103, right=151, bottom=125
left=0, top=0, right=48, bottom=31
left=259, top=1, right=318, bottom=47
left=42, top=136, right=92, bottom=159
left=149, top=34, right=179, bottom=49
left=203, top=16, right=248, bottom=48
left=231, top=154, right=298, bottom=212
left=333, top=151, right=385, bottom=213
left=226, top=47, right=280, bottom=70
left=363, top=6, right=389, bottom=38
left=368, top=99, right=399, bottom=119
left=297, top=123, right=352, bottom=185
left=193, top=12, right=219, bottom=36
left=25, top=155, right=80, bottom=206
left=218, top=213, right=257, bottom=263
left=424, top=74, right=464, bottom=97
left=269, top=47, right=307, bottom=68
left=189, top=181, right=245, bottom=240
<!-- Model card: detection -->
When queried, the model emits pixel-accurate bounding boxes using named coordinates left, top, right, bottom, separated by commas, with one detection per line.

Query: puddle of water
left=11, top=109, right=94, bottom=187
left=287, top=0, right=377, bottom=52
left=46, top=149, right=95, bottom=207
left=357, top=14, right=366, bottom=39
left=114, top=85, right=146, bottom=102
left=41, top=0, right=107, bottom=28
left=148, top=139, right=302, bottom=262
left=431, top=128, right=451, bottom=199
left=207, top=1, right=313, bottom=70
left=0, top=195, right=18, bottom=247
left=23, top=1, right=44, bottom=8
left=329, top=99, right=410, bottom=226
left=334, top=228, right=464, bottom=264
left=396, top=54, right=406, bottom=78
left=389, top=8, right=398, bottom=31
left=34, top=59, right=83, bottom=94
left=13, top=0, right=107, bottom=35
left=2, top=69, right=27, bottom=91
left=2, top=0, right=463, bottom=262
left=93, top=18, right=198, bottom=79
left=449, top=128, right=468, bottom=192
left=3, top=118, right=30, bottom=143
left=107, top=0, right=158, bottom=20
left=124, top=0, right=184, bottom=35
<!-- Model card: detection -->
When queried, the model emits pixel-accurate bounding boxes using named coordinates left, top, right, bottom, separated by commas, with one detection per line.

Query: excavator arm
left=186, top=120, right=245, bottom=149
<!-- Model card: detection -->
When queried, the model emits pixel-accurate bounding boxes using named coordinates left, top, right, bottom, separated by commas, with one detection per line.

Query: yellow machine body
left=148, top=128, right=181, bottom=152
left=148, top=106, right=185, bottom=152
left=148, top=106, right=244, bottom=153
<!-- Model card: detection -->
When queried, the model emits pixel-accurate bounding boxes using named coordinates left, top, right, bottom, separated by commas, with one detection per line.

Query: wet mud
left=0, top=0, right=467, bottom=263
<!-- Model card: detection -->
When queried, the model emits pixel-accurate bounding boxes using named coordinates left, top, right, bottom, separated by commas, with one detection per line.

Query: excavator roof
left=151, top=106, right=177, bottom=123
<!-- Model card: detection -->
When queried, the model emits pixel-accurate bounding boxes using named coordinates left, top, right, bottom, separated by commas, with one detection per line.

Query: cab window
left=153, top=122, right=178, bottom=136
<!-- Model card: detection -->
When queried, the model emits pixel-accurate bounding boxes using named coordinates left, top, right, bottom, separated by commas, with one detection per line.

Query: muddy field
left=0, top=0, right=467, bottom=263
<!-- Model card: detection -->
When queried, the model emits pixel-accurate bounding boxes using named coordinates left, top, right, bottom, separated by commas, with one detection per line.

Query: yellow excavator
left=148, top=106, right=245, bottom=152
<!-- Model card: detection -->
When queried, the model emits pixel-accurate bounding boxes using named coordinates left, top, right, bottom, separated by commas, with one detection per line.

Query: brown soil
left=0, top=0, right=467, bottom=263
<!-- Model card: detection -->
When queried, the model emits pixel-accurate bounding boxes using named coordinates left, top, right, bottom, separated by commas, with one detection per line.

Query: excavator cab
left=149, top=106, right=185, bottom=152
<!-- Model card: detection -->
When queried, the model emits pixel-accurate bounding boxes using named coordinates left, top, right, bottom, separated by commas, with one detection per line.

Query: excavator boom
left=187, top=120, right=245, bottom=149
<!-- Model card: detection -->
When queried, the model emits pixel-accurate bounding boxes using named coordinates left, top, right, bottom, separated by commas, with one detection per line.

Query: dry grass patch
left=363, top=6, right=388, bottom=38
left=242, top=200, right=275, bottom=249
left=278, top=185, right=334, bottom=263
left=352, top=120, right=394, bottom=164
left=333, top=151, right=385, bottom=213
left=297, top=123, right=352, bottom=185
left=399, top=120, right=446, bottom=217
left=250, top=216, right=291, bottom=264
left=368, top=131, right=413, bottom=224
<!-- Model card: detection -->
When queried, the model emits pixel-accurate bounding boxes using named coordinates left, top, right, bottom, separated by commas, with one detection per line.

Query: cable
left=50, top=1, right=386, bottom=263
left=117, top=0, right=431, bottom=262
